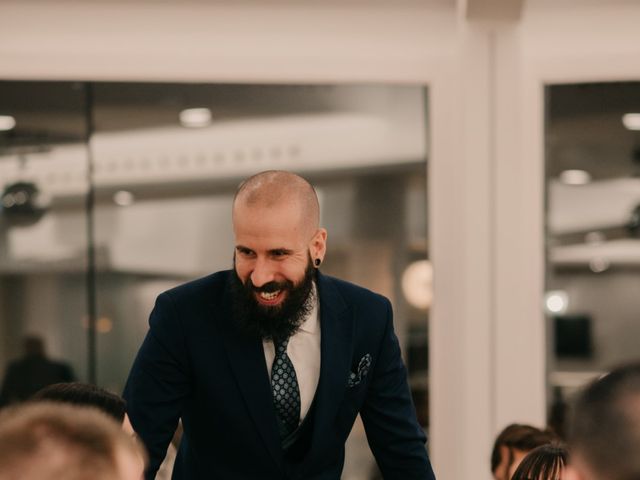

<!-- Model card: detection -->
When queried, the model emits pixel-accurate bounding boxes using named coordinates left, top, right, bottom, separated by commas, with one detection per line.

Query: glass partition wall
left=0, top=82, right=430, bottom=477
left=546, top=82, right=640, bottom=437
left=0, top=82, right=91, bottom=384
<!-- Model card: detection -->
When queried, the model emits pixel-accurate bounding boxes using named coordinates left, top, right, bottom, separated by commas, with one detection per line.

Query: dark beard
left=230, top=257, right=317, bottom=341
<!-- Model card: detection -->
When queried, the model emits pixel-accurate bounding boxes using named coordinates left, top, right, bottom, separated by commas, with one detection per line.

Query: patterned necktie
left=271, top=337, right=301, bottom=439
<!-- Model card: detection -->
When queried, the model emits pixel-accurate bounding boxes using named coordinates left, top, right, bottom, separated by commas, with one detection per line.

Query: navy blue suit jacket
left=124, top=271, right=435, bottom=480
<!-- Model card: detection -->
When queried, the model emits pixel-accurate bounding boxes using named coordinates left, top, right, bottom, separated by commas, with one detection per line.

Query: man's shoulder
left=319, top=273, right=390, bottom=308
left=162, top=270, right=231, bottom=303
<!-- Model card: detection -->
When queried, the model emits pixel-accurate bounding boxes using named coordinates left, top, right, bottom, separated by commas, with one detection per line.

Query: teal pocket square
left=347, top=354, right=372, bottom=387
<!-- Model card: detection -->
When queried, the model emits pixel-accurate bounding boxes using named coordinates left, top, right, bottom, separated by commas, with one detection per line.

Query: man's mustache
left=247, top=280, right=294, bottom=294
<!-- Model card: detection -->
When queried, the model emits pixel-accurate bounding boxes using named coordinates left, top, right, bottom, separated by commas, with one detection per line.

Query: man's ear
left=309, top=228, right=327, bottom=264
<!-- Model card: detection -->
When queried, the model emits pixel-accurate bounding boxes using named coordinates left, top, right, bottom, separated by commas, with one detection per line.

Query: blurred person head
left=491, top=423, right=558, bottom=480
left=511, top=443, right=569, bottom=480
left=1, top=336, right=75, bottom=407
left=231, top=170, right=327, bottom=340
left=565, top=361, right=640, bottom=480
left=32, top=382, right=134, bottom=435
left=0, top=402, right=145, bottom=480
left=23, top=334, right=45, bottom=357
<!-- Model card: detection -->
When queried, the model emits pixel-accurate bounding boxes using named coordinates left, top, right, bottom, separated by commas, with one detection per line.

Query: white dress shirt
left=263, top=283, right=321, bottom=424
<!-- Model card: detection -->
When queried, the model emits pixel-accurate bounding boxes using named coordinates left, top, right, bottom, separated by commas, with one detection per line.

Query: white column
left=429, top=15, right=546, bottom=480
left=429, top=21, right=494, bottom=480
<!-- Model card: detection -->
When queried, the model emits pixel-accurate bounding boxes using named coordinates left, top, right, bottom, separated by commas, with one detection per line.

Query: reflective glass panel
left=0, top=81, right=90, bottom=403
left=546, top=82, right=640, bottom=437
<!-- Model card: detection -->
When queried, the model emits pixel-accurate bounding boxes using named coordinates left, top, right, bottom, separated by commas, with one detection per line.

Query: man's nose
left=250, top=258, right=276, bottom=288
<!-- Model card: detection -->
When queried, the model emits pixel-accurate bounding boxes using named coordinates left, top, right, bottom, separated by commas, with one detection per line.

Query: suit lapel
left=217, top=285, right=283, bottom=470
left=308, top=273, right=354, bottom=455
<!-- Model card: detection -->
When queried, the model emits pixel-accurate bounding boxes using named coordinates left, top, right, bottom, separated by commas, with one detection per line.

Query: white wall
left=0, top=0, right=456, bottom=83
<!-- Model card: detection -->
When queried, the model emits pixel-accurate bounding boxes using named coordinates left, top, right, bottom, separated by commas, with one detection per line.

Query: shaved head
left=233, top=170, right=320, bottom=236
left=231, top=170, right=327, bottom=340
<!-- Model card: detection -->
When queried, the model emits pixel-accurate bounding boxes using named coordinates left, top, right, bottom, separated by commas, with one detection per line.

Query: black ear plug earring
left=314, top=258, right=321, bottom=267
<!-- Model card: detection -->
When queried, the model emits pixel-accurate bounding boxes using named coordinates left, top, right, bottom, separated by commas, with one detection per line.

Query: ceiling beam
left=461, top=0, right=524, bottom=21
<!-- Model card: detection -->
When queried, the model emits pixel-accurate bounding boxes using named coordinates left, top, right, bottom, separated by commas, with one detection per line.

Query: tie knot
left=274, top=337, right=289, bottom=354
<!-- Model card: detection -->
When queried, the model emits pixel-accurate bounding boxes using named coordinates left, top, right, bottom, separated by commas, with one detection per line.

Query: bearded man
left=124, top=170, right=435, bottom=480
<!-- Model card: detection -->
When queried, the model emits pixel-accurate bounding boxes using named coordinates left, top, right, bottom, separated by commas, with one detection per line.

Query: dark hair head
left=510, top=443, right=568, bottom=480
left=491, top=424, right=558, bottom=473
left=569, top=361, right=640, bottom=480
left=23, top=335, right=45, bottom=356
left=31, top=382, right=126, bottom=423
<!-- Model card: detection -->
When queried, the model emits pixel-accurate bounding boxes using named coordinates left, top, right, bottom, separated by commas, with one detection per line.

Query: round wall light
left=544, top=290, right=569, bottom=315
left=401, top=260, right=433, bottom=310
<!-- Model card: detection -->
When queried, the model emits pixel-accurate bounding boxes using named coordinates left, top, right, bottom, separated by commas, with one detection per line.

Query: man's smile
left=255, top=289, right=285, bottom=306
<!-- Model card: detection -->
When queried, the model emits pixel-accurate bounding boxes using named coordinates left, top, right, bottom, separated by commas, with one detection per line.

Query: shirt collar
left=297, top=281, right=319, bottom=335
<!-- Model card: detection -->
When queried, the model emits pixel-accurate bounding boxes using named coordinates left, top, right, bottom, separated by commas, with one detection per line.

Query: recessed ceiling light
left=113, top=190, right=135, bottom=207
left=559, top=169, right=591, bottom=186
left=0, top=115, right=16, bottom=131
left=622, top=113, right=640, bottom=130
left=179, top=108, right=212, bottom=128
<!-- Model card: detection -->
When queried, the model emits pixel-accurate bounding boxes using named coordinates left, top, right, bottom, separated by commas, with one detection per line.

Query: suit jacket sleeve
left=360, top=298, right=436, bottom=480
left=123, top=292, right=192, bottom=480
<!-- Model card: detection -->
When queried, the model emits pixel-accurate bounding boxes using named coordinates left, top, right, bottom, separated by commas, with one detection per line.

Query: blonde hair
left=0, top=402, right=145, bottom=480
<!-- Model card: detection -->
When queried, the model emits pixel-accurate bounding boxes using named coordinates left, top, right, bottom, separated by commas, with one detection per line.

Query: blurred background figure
left=511, top=443, right=568, bottom=480
left=0, top=335, right=75, bottom=407
left=566, top=361, right=640, bottom=480
left=491, top=423, right=558, bottom=480
left=0, top=402, right=145, bottom=480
